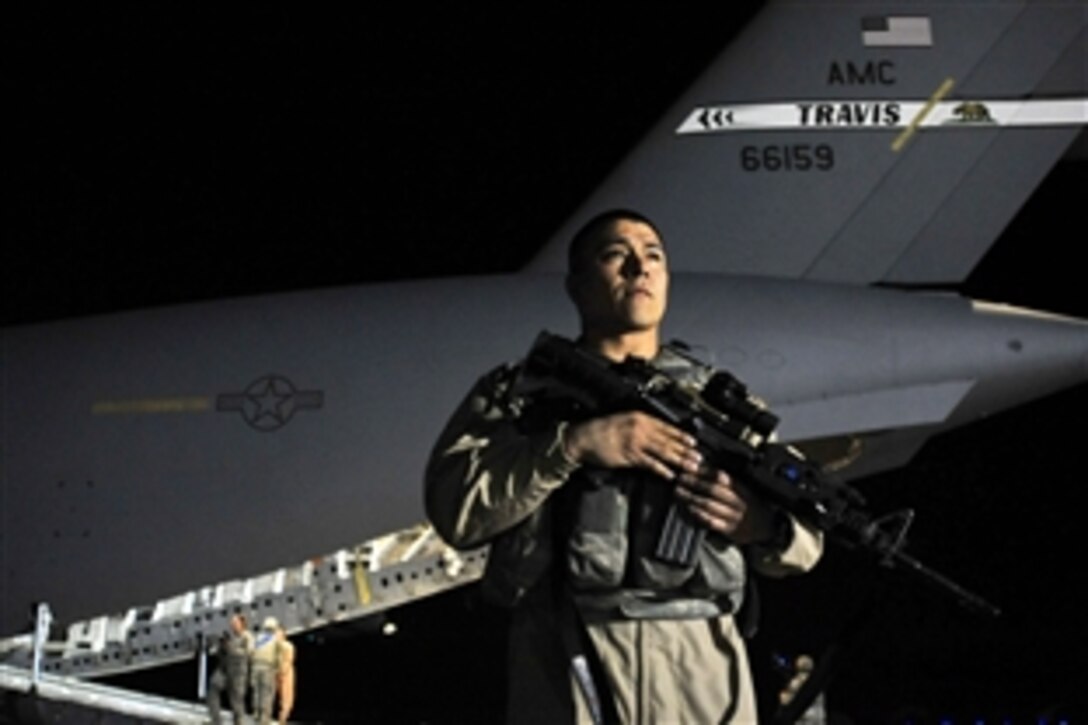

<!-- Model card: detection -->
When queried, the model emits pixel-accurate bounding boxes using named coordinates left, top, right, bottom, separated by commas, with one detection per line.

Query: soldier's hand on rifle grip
left=562, top=411, right=702, bottom=481
left=675, top=469, right=777, bottom=544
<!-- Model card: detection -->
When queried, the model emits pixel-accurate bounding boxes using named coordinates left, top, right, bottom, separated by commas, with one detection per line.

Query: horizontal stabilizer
left=774, top=379, right=974, bottom=443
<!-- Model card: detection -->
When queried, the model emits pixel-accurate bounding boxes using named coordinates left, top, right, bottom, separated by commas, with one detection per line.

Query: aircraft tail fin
left=525, top=1, right=1087, bottom=287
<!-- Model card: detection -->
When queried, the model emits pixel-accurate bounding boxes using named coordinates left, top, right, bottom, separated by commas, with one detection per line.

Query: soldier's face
left=229, top=616, right=244, bottom=634
left=568, top=219, right=669, bottom=337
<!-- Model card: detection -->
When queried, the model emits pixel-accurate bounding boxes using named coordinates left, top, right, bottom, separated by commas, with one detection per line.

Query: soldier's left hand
left=674, top=467, right=775, bottom=544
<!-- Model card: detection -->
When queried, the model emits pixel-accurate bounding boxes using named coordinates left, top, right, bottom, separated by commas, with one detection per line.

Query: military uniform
left=425, top=341, right=823, bottom=724
left=277, top=633, right=297, bottom=725
left=250, top=619, right=282, bottom=725
left=206, top=625, right=255, bottom=725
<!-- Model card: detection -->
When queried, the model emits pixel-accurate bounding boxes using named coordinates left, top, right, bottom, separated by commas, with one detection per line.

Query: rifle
left=521, top=330, right=1001, bottom=619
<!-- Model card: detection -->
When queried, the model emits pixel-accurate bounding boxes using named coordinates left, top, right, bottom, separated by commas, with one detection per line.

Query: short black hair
left=567, top=208, right=661, bottom=274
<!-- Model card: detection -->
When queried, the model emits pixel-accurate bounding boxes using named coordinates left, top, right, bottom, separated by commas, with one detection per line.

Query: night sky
left=6, top=6, right=766, bottom=327
left=7, top=5, right=1087, bottom=723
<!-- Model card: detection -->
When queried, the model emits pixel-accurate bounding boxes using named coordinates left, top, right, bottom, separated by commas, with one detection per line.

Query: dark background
left=7, top=6, right=1086, bottom=723
left=6, top=6, right=767, bottom=327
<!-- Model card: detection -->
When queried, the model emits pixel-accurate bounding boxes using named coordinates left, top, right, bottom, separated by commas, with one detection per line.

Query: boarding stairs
left=0, top=523, right=486, bottom=719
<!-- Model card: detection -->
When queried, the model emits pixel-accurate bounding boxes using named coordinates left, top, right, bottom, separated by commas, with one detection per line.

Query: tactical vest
left=480, top=342, right=749, bottom=622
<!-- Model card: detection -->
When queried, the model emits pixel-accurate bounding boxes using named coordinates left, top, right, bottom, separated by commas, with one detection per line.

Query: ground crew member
left=250, top=616, right=281, bottom=724
left=206, top=613, right=254, bottom=725
left=276, top=623, right=297, bottom=725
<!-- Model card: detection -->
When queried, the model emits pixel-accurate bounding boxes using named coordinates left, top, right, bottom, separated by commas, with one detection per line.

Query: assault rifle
left=522, top=331, right=1000, bottom=619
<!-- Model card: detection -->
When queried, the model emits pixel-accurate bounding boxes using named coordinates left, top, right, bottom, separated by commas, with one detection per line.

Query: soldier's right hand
left=562, top=411, right=702, bottom=480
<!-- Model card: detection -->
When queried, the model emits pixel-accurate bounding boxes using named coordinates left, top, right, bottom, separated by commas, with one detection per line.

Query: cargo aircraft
left=1, top=1, right=1085, bottom=721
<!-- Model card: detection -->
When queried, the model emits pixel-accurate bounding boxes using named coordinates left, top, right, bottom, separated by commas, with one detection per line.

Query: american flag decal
left=861, top=16, right=933, bottom=47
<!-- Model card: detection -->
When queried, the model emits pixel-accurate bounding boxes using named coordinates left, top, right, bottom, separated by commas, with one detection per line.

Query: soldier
left=425, top=209, right=823, bottom=723
left=276, top=623, right=297, bottom=725
left=206, top=613, right=254, bottom=725
left=250, top=616, right=282, bottom=725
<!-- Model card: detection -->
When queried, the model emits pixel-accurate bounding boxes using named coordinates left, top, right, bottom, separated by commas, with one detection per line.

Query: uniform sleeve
left=748, top=514, right=824, bottom=577
left=424, top=364, right=581, bottom=550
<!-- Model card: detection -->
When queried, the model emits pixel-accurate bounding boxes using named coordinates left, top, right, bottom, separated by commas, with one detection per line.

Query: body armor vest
left=482, top=342, right=749, bottom=621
